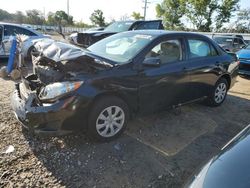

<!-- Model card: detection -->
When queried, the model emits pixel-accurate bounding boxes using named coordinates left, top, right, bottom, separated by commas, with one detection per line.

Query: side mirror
left=142, top=57, right=161, bottom=67
left=227, top=52, right=238, bottom=61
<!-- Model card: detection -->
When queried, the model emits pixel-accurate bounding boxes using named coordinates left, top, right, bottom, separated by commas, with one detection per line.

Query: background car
left=0, top=22, right=50, bottom=59
left=68, top=20, right=164, bottom=47
left=185, top=124, right=250, bottom=188
left=213, top=35, right=247, bottom=52
left=237, top=44, right=250, bottom=76
left=12, top=31, right=238, bottom=141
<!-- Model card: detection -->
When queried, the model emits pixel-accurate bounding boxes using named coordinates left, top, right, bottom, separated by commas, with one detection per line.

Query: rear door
left=185, top=37, right=222, bottom=99
left=137, top=36, right=191, bottom=114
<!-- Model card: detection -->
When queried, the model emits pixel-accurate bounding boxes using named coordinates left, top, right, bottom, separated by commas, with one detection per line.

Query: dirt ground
left=0, top=58, right=250, bottom=188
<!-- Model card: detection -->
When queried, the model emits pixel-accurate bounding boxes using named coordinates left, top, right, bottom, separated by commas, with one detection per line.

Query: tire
left=206, top=78, right=228, bottom=107
left=26, top=46, right=35, bottom=61
left=87, top=96, right=129, bottom=141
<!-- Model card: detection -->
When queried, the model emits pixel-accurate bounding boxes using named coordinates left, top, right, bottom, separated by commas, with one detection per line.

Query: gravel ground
left=0, top=61, right=250, bottom=188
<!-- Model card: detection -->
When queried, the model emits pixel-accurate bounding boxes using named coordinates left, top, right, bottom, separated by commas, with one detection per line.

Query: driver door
left=2, top=25, right=15, bottom=56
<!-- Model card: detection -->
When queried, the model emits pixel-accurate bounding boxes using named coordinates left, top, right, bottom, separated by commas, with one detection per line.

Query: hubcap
left=96, top=106, right=125, bottom=138
left=214, top=83, right=227, bottom=103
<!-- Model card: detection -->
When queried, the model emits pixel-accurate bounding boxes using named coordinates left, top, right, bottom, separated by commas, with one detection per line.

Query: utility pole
left=67, top=0, right=69, bottom=15
left=143, top=0, right=148, bottom=20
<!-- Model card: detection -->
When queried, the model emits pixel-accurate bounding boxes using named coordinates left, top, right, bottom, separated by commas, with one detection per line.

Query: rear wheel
left=87, top=96, right=129, bottom=141
left=26, top=46, right=35, bottom=61
left=206, top=78, right=228, bottom=107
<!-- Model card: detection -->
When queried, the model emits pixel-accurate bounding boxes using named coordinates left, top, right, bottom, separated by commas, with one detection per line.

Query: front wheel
left=206, top=78, right=228, bottom=107
left=87, top=96, right=129, bottom=141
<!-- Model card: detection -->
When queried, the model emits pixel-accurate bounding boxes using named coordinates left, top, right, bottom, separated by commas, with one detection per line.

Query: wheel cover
left=214, top=83, right=227, bottom=103
left=96, top=106, right=125, bottom=138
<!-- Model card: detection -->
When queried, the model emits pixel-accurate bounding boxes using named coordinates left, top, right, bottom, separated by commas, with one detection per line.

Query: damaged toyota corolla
left=11, top=30, right=239, bottom=141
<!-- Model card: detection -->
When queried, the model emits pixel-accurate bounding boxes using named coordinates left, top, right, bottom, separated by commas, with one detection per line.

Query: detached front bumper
left=11, top=84, right=79, bottom=136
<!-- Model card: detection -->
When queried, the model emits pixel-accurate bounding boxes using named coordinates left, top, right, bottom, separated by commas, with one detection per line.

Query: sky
left=0, top=0, right=249, bottom=24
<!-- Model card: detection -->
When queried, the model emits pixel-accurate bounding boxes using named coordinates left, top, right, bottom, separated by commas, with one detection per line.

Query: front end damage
left=11, top=39, right=113, bottom=135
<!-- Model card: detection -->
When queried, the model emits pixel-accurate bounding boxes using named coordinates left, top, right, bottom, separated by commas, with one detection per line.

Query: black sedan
left=185, top=124, right=250, bottom=188
left=69, top=20, right=164, bottom=47
left=11, top=31, right=239, bottom=141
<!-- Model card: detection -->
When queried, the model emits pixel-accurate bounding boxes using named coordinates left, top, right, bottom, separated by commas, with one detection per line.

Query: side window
left=188, top=39, right=217, bottom=58
left=146, top=39, right=182, bottom=64
left=135, top=22, right=160, bottom=30
left=15, top=27, right=36, bottom=36
left=238, top=39, right=244, bottom=45
left=3, top=25, right=36, bottom=36
left=4, top=25, right=15, bottom=36
left=233, top=38, right=239, bottom=46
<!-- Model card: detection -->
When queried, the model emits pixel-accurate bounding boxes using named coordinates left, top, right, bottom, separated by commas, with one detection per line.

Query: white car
left=0, top=22, right=50, bottom=59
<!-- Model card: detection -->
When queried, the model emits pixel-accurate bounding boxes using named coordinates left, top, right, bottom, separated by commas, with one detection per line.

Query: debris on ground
left=4, top=145, right=15, bottom=154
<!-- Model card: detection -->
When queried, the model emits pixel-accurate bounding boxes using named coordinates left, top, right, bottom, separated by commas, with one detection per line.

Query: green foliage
left=185, top=0, right=218, bottom=31
left=54, top=10, right=73, bottom=26
left=156, top=0, right=186, bottom=30
left=0, top=9, right=12, bottom=21
left=131, top=12, right=143, bottom=20
left=156, top=0, right=239, bottom=31
left=233, top=8, right=250, bottom=32
left=215, top=0, right=239, bottom=30
left=25, top=9, right=45, bottom=25
left=90, top=9, right=106, bottom=27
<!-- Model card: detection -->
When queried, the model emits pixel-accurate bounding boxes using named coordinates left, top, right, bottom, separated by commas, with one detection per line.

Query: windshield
left=104, top=21, right=134, bottom=32
left=214, top=37, right=232, bottom=45
left=245, top=44, right=250, bottom=49
left=87, top=32, right=155, bottom=64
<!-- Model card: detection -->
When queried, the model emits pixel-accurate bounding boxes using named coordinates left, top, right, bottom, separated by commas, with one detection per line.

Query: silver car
left=0, top=22, right=50, bottom=59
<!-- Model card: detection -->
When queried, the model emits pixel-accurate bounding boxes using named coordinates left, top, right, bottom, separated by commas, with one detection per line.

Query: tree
left=215, top=0, right=239, bottom=31
left=0, top=9, right=12, bottom=21
left=156, top=0, right=186, bottom=30
left=14, top=11, right=26, bottom=24
left=90, top=9, right=105, bottom=27
left=237, top=8, right=250, bottom=31
left=25, top=9, right=45, bottom=25
left=54, top=10, right=73, bottom=26
left=131, top=12, right=143, bottom=20
left=185, top=0, right=218, bottom=31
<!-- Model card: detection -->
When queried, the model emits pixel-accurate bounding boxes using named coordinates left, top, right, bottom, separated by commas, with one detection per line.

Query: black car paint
left=11, top=31, right=238, bottom=135
left=76, top=20, right=164, bottom=47
left=185, top=124, right=250, bottom=188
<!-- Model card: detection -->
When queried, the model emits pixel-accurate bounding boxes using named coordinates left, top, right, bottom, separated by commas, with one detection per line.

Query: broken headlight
left=39, top=81, right=83, bottom=102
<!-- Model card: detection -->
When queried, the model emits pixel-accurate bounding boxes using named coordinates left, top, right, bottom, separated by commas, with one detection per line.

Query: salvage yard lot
left=0, top=67, right=250, bottom=187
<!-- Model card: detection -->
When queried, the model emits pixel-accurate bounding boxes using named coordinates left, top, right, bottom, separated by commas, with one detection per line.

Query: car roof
left=123, top=30, right=210, bottom=38
left=214, top=35, right=242, bottom=39
left=0, top=22, right=42, bottom=36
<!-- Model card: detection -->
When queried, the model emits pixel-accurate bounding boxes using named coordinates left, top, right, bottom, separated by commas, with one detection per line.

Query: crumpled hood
left=33, top=39, right=86, bottom=62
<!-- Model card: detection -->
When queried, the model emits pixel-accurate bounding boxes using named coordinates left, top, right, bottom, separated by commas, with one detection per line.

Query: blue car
left=237, top=45, right=250, bottom=76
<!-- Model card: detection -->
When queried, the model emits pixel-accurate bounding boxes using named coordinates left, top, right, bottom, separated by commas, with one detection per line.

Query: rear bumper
left=10, top=84, right=83, bottom=136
